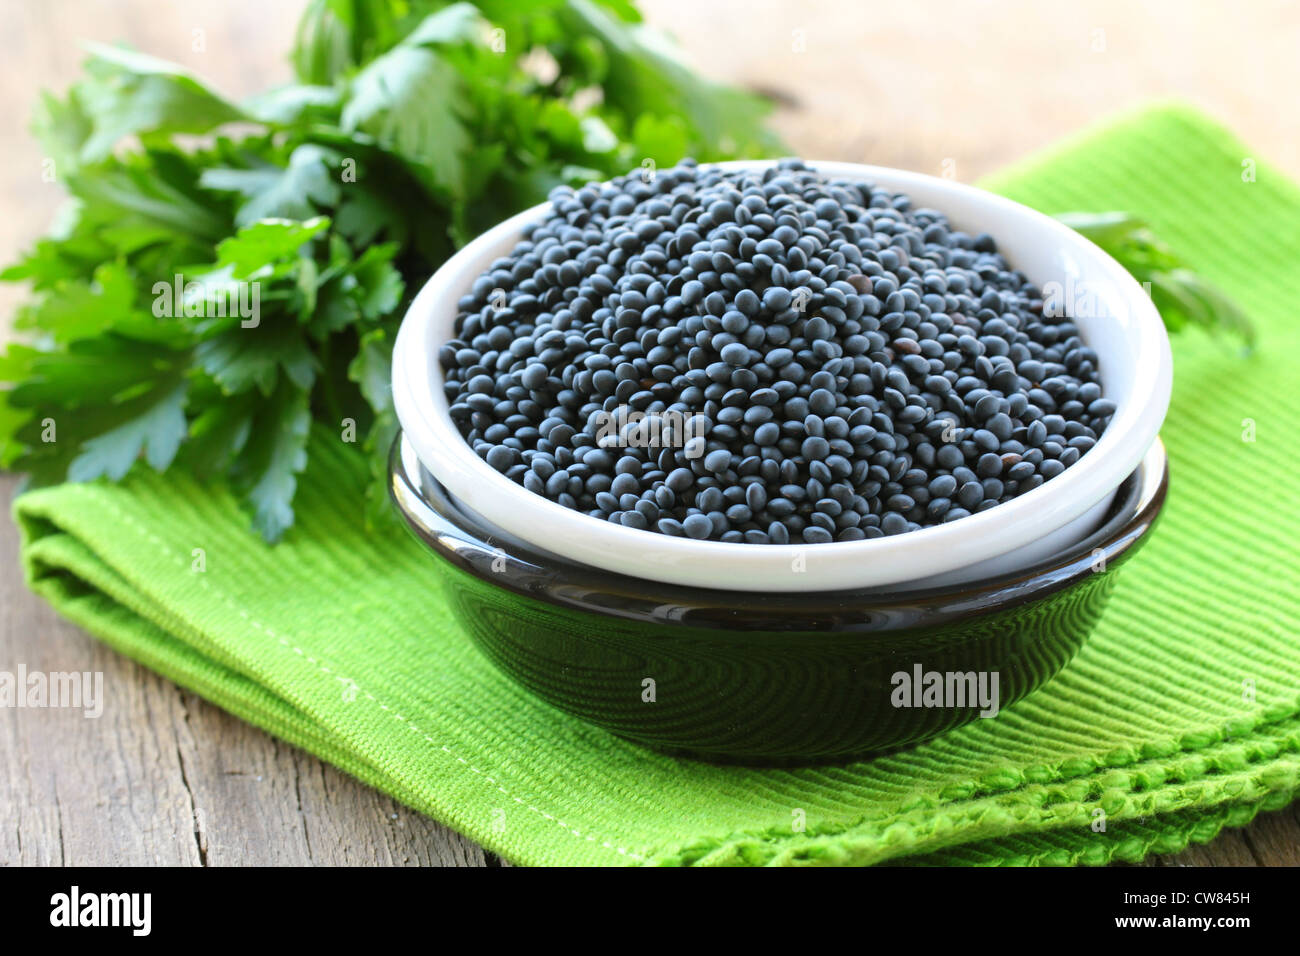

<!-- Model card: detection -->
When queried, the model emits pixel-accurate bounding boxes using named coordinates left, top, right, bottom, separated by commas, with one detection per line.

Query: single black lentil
left=441, top=159, right=1111, bottom=545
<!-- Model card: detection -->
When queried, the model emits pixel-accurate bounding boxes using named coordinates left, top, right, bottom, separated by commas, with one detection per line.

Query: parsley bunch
left=0, top=0, right=778, bottom=541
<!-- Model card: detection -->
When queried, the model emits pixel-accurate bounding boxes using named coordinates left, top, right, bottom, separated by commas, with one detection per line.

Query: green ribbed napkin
left=14, top=104, right=1300, bottom=866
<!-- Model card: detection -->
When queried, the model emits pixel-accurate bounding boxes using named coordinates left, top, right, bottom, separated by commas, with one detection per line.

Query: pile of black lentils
left=441, top=159, right=1113, bottom=545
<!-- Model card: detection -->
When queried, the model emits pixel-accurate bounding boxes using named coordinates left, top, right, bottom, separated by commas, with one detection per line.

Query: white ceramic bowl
left=393, top=161, right=1172, bottom=592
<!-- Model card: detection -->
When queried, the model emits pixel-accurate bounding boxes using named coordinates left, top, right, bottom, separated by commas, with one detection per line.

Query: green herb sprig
left=1055, top=211, right=1256, bottom=348
left=0, top=0, right=779, bottom=541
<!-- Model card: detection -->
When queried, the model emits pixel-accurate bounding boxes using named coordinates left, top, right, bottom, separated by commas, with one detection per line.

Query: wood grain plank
left=171, top=687, right=491, bottom=866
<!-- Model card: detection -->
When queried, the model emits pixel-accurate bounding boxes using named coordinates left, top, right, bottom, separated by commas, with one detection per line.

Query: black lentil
left=441, top=159, right=1111, bottom=544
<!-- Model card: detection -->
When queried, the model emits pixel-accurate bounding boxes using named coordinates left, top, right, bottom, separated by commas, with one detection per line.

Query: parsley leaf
left=2, top=0, right=780, bottom=541
left=1057, top=212, right=1257, bottom=347
left=200, top=145, right=343, bottom=227
left=233, top=377, right=312, bottom=542
left=341, top=30, right=476, bottom=196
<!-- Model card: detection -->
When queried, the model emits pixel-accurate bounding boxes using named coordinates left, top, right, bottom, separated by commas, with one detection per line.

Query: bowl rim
left=392, top=159, right=1174, bottom=592
left=391, top=432, right=1169, bottom=632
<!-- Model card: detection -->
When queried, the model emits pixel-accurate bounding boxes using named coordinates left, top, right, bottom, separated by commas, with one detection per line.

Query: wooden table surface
left=3, top=0, right=1298, bottom=867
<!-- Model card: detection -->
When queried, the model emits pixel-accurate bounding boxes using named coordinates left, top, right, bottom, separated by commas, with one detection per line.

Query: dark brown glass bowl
left=390, top=435, right=1168, bottom=763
